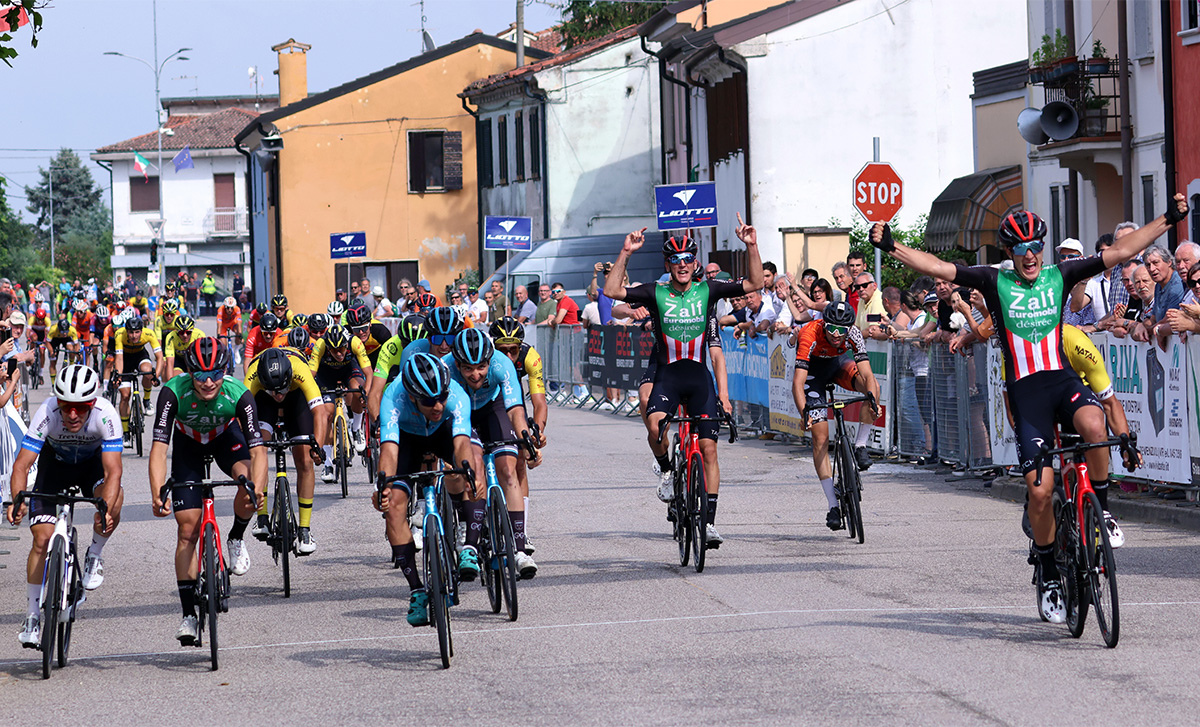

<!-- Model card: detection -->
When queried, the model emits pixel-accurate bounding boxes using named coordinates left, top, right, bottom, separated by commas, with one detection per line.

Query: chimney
left=272, top=38, right=312, bottom=106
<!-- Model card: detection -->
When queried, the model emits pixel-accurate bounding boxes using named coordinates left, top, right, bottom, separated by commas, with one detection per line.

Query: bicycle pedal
left=706, top=540, right=721, bottom=550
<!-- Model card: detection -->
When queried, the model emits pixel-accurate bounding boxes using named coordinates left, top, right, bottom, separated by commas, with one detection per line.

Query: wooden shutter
left=529, top=108, right=541, bottom=180
left=408, top=131, right=428, bottom=193
left=443, top=130, right=462, bottom=191
left=477, top=118, right=493, bottom=189
left=130, top=175, right=160, bottom=212
left=497, top=116, right=508, bottom=185
left=514, top=110, right=525, bottom=182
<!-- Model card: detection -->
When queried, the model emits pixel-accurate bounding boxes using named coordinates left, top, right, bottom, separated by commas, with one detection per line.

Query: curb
left=988, top=476, right=1200, bottom=534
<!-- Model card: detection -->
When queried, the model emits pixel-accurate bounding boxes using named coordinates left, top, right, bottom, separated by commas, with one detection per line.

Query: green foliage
left=833, top=214, right=974, bottom=291
left=24, top=149, right=103, bottom=245
left=0, top=1, right=43, bottom=67
left=559, top=1, right=656, bottom=49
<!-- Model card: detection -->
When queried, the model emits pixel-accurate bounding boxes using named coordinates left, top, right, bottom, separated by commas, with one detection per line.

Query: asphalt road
left=3, top=368, right=1200, bottom=725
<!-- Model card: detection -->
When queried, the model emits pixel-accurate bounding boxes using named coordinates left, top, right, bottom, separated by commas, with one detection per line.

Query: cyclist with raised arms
left=603, top=217, right=763, bottom=548
left=790, top=300, right=882, bottom=530
left=113, top=316, right=163, bottom=442
left=245, top=346, right=326, bottom=553
left=446, top=328, right=541, bottom=578
left=374, top=352, right=484, bottom=627
left=869, top=193, right=1187, bottom=623
left=149, top=338, right=267, bottom=645
left=6, top=366, right=124, bottom=647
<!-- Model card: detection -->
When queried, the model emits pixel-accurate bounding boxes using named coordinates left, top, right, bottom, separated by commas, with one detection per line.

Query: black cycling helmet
left=307, top=312, right=330, bottom=335
left=290, top=313, right=309, bottom=329
left=259, top=312, right=280, bottom=334
left=286, top=327, right=310, bottom=350
left=271, top=293, right=288, bottom=309
left=125, top=316, right=144, bottom=332
left=997, top=211, right=1048, bottom=248
left=257, top=347, right=293, bottom=392
left=324, top=324, right=352, bottom=349
left=451, top=327, right=494, bottom=366
left=489, top=316, right=524, bottom=344
left=415, top=292, right=438, bottom=313
left=346, top=304, right=371, bottom=328
left=823, top=300, right=856, bottom=328
left=174, top=314, right=195, bottom=333
left=255, top=302, right=269, bottom=317
left=185, top=337, right=230, bottom=373
left=398, top=315, right=429, bottom=346
left=402, top=352, right=450, bottom=401
left=426, top=306, right=463, bottom=337
left=663, top=234, right=698, bottom=258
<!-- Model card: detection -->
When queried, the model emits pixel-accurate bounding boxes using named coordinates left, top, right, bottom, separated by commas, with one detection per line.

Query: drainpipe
left=642, top=35, right=691, bottom=184
left=1118, top=0, right=1134, bottom=220
left=1161, top=0, right=1178, bottom=249
left=521, top=79, right=550, bottom=239
left=234, top=142, right=254, bottom=295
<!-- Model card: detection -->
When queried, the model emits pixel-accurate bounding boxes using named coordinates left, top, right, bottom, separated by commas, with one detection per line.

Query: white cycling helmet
left=73, top=298, right=89, bottom=312
left=55, top=365, right=100, bottom=403
left=224, top=296, right=237, bottom=307
left=327, top=301, right=346, bottom=317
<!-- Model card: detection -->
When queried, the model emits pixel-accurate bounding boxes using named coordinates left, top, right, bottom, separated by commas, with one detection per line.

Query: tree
left=831, top=214, right=973, bottom=291
left=23, top=148, right=102, bottom=246
left=57, top=204, right=114, bottom=282
left=559, top=1, right=657, bottom=49
left=0, top=1, right=45, bottom=67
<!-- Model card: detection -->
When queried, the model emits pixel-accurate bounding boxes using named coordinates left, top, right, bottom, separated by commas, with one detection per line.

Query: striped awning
left=925, top=166, right=1024, bottom=252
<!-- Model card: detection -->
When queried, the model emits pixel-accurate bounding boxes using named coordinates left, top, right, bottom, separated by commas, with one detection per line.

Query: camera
left=603, top=262, right=613, bottom=274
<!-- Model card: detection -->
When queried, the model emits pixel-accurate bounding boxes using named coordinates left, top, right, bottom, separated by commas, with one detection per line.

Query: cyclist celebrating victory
left=869, top=192, right=1187, bottom=623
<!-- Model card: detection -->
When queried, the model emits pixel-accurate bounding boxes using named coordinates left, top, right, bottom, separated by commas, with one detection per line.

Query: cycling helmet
left=324, top=324, right=352, bottom=350
left=33, top=291, right=43, bottom=303
left=224, top=296, right=237, bottom=308
left=164, top=281, right=176, bottom=291
left=257, top=347, right=293, bottom=392
left=94, top=306, right=110, bottom=321
left=72, top=299, right=88, bottom=313
left=663, top=234, right=698, bottom=258
left=326, top=301, right=346, bottom=317
left=402, top=352, right=450, bottom=401
left=823, top=300, right=856, bottom=328
left=426, top=306, right=463, bottom=337
left=346, top=304, right=371, bottom=328
left=307, top=313, right=330, bottom=335
left=271, top=293, right=288, bottom=309
left=398, top=315, right=429, bottom=346
left=451, top=328, right=494, bottom=366
left=54, top=365, right=100, bottom=403
left=997, top=211, right=1048, bottom=248
left=161, top=299, right=180, bottom=314
left=174, top=314, right=195, bottom=333
left=185, top=337, right=230, bottom=373
left=286, top=327, right=310, bottom=350
left=255, top=302, right=269, bottom=317
left=290, top=313, right=309, bottom=329
left=489, top=316, right=524, bottom=344
left=125, top=316, right=145, bottom=332
left=259, top=312, right=280, bottom=334
left=414, top=292, right=438, bottom=313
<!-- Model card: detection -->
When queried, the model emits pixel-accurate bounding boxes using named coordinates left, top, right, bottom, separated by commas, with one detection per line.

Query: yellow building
left=236, top=34, right=548, bottom=313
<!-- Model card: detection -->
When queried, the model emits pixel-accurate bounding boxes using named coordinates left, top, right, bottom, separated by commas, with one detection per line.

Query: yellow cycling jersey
left=48, top=324, right=79, bottom=342
left=1002, top=324, right=1112, bottom=400
left=244, top=350, right=323, bottom=409
left=165, top=328, right=209, bottom=359
left=114, top=327, right=161, bottom=353
left=516, top=343, right=545, bottom=396
left=308, top=336, right=371, bottom=372
left=154, top=312, right=179, bottom=337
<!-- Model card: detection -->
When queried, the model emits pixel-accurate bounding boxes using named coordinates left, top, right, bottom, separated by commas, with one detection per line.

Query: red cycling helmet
left=662, top=235, right=698, bottom=257
left=997, top=211, right=1048, bottom=248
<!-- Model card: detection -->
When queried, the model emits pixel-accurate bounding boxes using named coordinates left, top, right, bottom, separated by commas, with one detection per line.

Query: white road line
left=4, top=600, right=1200, bottom=667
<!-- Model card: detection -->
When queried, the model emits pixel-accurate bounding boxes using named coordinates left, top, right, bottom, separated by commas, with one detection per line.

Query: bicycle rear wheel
left=41, top=542, right=63, bottom=680
left=203, top=523, right=221, bottom=670
left=424, top=522, right=452, bottom=668
left=1083, top=491, right=1119, bottom=647
left=274, top=478, right=292, bottom=598
left=481, top=512, right=502, bottom=614
left=1053, top=490, right=1087, bottom=638
left=839, top=439, right=864, bottom=544
left=497, top=499, right=520, bottom=621
left=689, top=451, right=707, bottom=572
left=334, top=416, right=349, bottom=498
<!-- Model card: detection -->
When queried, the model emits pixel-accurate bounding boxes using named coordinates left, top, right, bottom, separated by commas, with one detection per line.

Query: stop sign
left=853, top=162, right=904, bottom=223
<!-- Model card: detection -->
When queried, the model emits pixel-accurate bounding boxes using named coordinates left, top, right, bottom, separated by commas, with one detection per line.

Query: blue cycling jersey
left=442, top=349, right=523, bottom=411
left=380, top=377, right=473, bottom=440
left=397, top=338, right=431, bottom=371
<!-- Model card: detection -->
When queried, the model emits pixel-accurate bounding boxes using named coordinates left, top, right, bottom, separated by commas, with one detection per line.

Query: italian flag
left=133, top=151, right=152, bottom=181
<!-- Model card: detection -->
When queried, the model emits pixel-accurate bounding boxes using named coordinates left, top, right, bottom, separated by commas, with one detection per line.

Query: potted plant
left=1049, top=29, right=1079, bottom=80
left=1082, top=90, right=1109, bottom=136
left=1088, top=39, right=1110, bottom=74
left=1029, top=47, right=1046, bottom=83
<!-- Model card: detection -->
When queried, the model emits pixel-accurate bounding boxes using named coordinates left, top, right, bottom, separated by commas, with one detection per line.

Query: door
left=214, top=174, right=236, bottom=233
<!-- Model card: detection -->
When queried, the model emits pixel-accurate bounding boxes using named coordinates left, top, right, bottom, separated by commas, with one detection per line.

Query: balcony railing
left=203, top=207, right=248, bottom=238
left=1028, top=56, right=1124, bottom=141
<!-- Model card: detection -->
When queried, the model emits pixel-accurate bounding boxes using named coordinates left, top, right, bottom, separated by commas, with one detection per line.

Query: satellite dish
left=423, top=31, right=436, bottom=53
left=248, top=65, right=256, bottom=78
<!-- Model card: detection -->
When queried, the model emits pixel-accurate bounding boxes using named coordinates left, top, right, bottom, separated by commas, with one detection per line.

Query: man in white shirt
left=467, top=287, right=489, bottom=324
left=761, top=262, right=793, bottom=330
left=371, top=286, right=394, bottom=317
left=513, top=285, right=537, bottom=324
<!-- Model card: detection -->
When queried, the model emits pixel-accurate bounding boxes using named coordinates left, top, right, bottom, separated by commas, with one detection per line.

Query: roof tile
left=461, top=25, right=638, bottom=97
left=96, top=107, right=259, bottom=153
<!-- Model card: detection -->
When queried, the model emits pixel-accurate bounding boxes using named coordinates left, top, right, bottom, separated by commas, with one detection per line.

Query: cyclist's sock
left=257, top=493, right=268, bottom=517
left=27, top=582, right=40, bottom=617
left=706, top=492, right=718, bottom=524
left=178, top=579, right=198, bottom=617
left=655, top=452, right=672, bottom=473
left=87, top=532, right=109, bottom=559
left=820, top=477, right=837, bottom=509
left=228, top=515, right=251, bottom=541
left=323, top=444, right=333, bottom=462
left=121, top=415, right=129, bottom=433
left=464, top=500, right=485, bottom=547
left=394, top=542, right=423, bottom=589
left=352, top=411, right=363, bottom=430
left=1093, top=479, right=1109, bottom=510
left=298, top=497, right=313, bottom=528
left=1033, top=542, right=1059, bottom=582
left=508, top=509, right=527, bottom=552
left=854, top=424, right=871, bottom=448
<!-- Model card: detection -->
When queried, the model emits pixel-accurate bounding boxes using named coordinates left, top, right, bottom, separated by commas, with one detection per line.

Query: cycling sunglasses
left=667, top=253, right=696, bottom=265
left=59, top=400, right=95, bottom=418
left=825, top=323, right=850, bottom=336
left=1011, top=240, right=1045, bottom=256
left=551, top=288, right=565, bottom=295
left=191, top=369, right=226, bottom=383
left=430, top=333, right=454, bottom=346
left=416, top=392, right=449, bottom=407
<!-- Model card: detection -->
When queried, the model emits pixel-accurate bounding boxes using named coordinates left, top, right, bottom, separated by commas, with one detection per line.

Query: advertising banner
left=330, top=231, right=366, bottom=259
left=483, top=216, right=533, bottom=252
left=721, top=329, right=769, bottom=408
left=768, top=337, right=805, bottom=437
left=1185, top=337, right=1200, bottom=486
left=654, top=182, right=718, bottom=231
left=986, top=339, right=1019, bottom=467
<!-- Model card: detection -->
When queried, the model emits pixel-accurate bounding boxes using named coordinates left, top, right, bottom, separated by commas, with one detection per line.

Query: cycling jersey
left=28, top=310, right=50, bottom=330
left=372, top=336, right=407, bottom=384
left=127, top=296, right=149, bottom=314
left=396, top=338, right=434, bottom=372
left=442, top=349, right=524, bottom=411
left=165, top=328, right=209, bottom=359
left=623, top=279, right=744, bottom=366
left=48, top=324, right=78, bottom=342
left=244, top=350, right=323, bottom=409
left=793, top=319, right=869, bottom=370
left=243, top=325, right=274, bottom=364
left=114, top=328, right=161, bottom=354
left=153, top=312, right=178, bottom=338
left=380, top=378, right=473, bottom=440
left=22, top=397, right=123, bottom=464
left=216, top=306, right=242, bottom=336
left=511, top=342, right=545, bottom=396
left=152, top=375, right=263, bottom=446
left=1061, top=324, right=1113, bottom=400
left=308, top=336, right=371, bottom=372
left=72, top=313, right=94, bottom=339
left=353, top=321, right=393, bottom=364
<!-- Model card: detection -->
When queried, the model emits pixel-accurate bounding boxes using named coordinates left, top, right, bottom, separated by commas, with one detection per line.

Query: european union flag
left=172, top=145, right=194, bottom=172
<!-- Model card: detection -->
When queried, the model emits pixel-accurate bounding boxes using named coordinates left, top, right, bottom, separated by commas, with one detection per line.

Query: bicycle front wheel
left=57, top=540, right=80, bottom=668
left=424, top=522, right=453, bottom=668
left=1053, top=489, right=1087, bottom=638
left=481, top=512, right=502, bottom=614
left=689, top=451, right=707, bottom=573
left=274, top=478, right=292, bottom=598
left=334, top=416, right=349, bottom=498
left=131, top=396, right=144, bottom=457
left=840, top=439, right=864, bottom=544
left=40, top=542, right=64, bottom=680
left=203, top=523, right=221, bottom=670
left=497, top=501, right=520, bottom=622
left=1083, top=491, right=1119, bottom=647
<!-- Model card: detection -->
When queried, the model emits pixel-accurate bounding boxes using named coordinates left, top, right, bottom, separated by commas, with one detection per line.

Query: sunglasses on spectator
left=430, top=333, right=454, bottom=346
left=1059, top=253, right=1080, bottom=260
left=552, top=288, right=565, bottom=294
left=825, top=323, right=850, bottom=336
left=1189, top=278, right=1200, bottom=289
left=191, top=369, right=225, bottom=383
left=851, top=282, right=873, bottom=291
left=59, top=400, right=95, bottom=418
left=667, top=253, right=696, bottom=265
left=416, top=392, right=449, bottom=407
left=1011, top=240, right=1045, bottom=256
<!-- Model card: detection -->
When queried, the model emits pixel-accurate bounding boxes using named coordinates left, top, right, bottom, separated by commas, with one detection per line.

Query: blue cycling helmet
left=451, top=327, right=494, bottom=366
left=402, top=352, right=450, bottom=401
left=426, top=306, right=463, bottom=337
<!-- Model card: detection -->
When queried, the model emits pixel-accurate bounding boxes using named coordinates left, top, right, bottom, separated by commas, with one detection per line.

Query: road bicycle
left=8, top=488, right=106, bottom=680
left=363, top=415, right=379, bottom=479
left=217, top=334, right=239, bottom=375
left=324, top=386, right=366, bottom=498
left=657, top=405, right=738, bottom=572
left=379, top=461, right=475, bottom=669
left=1033, top=432, right=1138, bottom=648
left=28, top=338, right=44, bottom=389
left=807, top=387, right=875, bottom=545
left=263, top=429, right=318, bottom=598
left=160, top=476, right=257, bottom=671
left=478, top=431, right=538, bottom=621
left=119, top=372, right=151, bottom=457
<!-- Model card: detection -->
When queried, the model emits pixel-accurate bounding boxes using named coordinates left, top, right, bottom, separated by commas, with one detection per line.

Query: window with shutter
left=443, top=131, right=462, bottom=191
left=130, top=175, right=161, bottom=212
left=515, top=110, right=525, bottom=182
left=497, top=115, right=509, bottom=185
left=477, top=118, right=493, bottom=189
left=529, top=108, right=541, bottom=181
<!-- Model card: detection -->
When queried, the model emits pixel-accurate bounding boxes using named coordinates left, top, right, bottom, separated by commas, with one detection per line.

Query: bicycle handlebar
left=264, top=434, right=317, bottom=451
left=1035, top=432, right=1140, bottom=473
left=9, top=491, right=108, bottom=523
left=656, top=408, right=738, bottom=446
left=378, top=460, right=476, bottom=493
left=803, top=391, right=876, bottom=415
left=159, top=476, right=257, bottom=506
left=323, top=386, right=367, bottom=399
left=482, top=430, right=538, bottom=459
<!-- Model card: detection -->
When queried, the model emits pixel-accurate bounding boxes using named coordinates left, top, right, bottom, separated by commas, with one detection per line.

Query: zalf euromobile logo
left=770, top=345, right=787, bottom=379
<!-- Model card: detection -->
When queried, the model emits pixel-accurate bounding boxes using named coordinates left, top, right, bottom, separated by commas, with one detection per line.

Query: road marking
left=4, top=600, right=1200, bottom=667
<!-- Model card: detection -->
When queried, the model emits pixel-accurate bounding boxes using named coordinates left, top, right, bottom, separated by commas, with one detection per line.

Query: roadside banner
left=842, top=339, right=891, bottom=453
left=986, top=339, right=1019, bottom=466
left=768, top=337, right=805, bottom=436
left=721, top=329, right=769, bottom=408
left=1185, top=336, right=1200, bottom=486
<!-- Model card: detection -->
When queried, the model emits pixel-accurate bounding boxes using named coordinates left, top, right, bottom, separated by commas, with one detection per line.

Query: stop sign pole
left=851, top=138, right=907, bottom=282
left=873, top=138, right=880, bottom=283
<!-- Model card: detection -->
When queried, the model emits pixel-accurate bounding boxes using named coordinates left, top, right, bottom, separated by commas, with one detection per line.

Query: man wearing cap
left=200, top=269, right=218, bottom=315
left=371, top=286, right=394, bottom=317
left=467, top=287, right=488, bottom=325
left=1053, top=239, right=1098, bottom=330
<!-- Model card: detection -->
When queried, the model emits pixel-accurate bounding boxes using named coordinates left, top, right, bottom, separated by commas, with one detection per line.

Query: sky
left=1, top=0, right=563, bottom=219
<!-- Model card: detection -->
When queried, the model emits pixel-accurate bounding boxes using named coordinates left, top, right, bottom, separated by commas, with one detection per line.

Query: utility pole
left=47, top=167, right=55, bottom=268
left=873, top=137, right=881, bottom=284
left=515, top=0, right=525, bottom=67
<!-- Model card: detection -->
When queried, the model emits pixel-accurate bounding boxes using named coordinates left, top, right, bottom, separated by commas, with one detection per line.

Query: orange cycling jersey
left=217, top=306, right=242, bottom=336
left=793, top=319, right=869, bottom=370
left=72, top=312, right=94, bottom=339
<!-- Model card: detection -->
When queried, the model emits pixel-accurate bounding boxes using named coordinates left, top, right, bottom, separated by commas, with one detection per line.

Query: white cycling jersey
left=22, top=396, right=123, bottom=464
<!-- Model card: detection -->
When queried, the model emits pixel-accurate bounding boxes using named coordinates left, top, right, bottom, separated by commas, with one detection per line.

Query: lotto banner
left=1097, top=333, right=1189, bottom=484
left=986, top=339, right=1019, bottom=467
